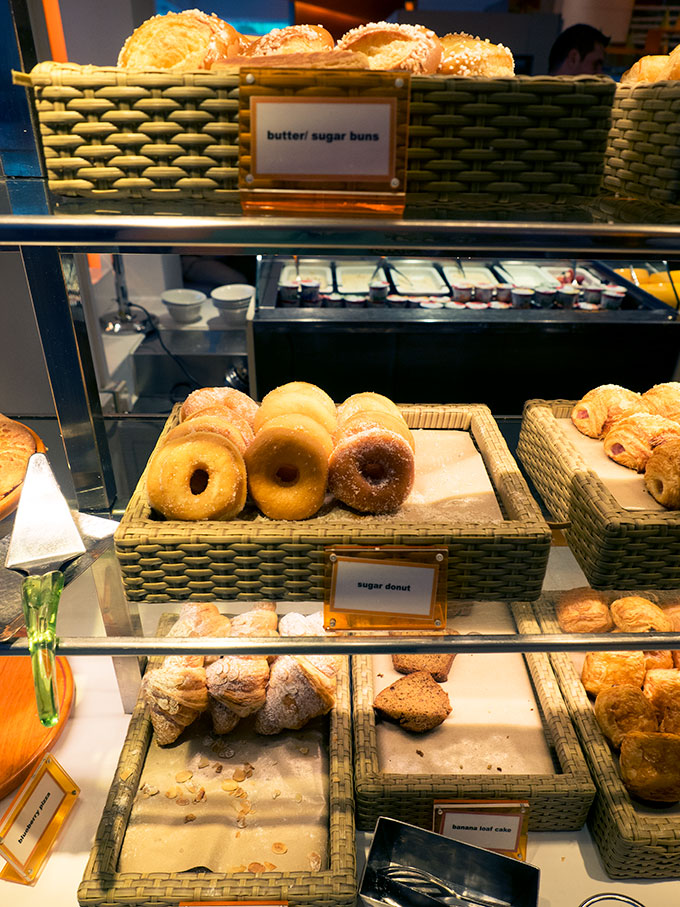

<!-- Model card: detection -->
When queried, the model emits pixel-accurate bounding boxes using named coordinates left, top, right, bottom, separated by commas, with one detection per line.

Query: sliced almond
left=119, top=768, right=133, bottom=781
left=165, top=786, right=179, bottom=800
left=295, top=793, right=303, bottom=802
left=184, top=813, right=196, bottom=823
left=194, top=788, right=206, bottom=802
left=236, top=788, right=247, bottom=799
left=233, top=768, right=246, bottom=782
left=248, top=862, right=266, bottom=873
left=240, top=801, right=251, bottom=815
left=309, top=851, right=322, bottom=871
left=272, top=842, right=287, bottom=854
left=272, top=789, right=281, bottom=799
left=213, top=762, right=223, bottom=773
left=237, top=816, right=247, bottom=828
left=175, top=770, right=193, bottom=784
left=176, top=797, right=190, bottom=806
left=231, top=863, right=246, bottom=872
left=221, top=779, right=238, bottom=792
left=264, top=861, right=277, bottom=871
left=198, top=756, right=210, bottom=769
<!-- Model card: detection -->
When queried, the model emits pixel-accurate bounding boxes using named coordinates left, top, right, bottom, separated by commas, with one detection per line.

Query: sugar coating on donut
left=336, top=409, right=415, bottom=452
left=255, top=388, right=338, bottom=436
left=261, top=381, right=336, bottom=417
left=245, top=416, right=330, bottom=520
left=329, top=427, right=415, bottom=514
left=257, top=413, right=334, bottom=459
left=180, top=387, right=259, bottom=426
left=337, top=391, right=403, bottom=425
left=336, top=21, right=442, bottom=74
left=146, top=431, right=246, bottom=520
left=183, top=404, right=254, bottom=448
left=164, top=413, right=249, bottom=455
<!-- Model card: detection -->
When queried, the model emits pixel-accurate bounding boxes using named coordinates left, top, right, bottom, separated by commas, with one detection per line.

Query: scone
left=581, top=650, right=646, bottom=697
left=619, top=731, right=680, bottom=802
left=373, top=670, right=451, bottom=732
left=593, top=684, right=658, bottom=749
left=555, top=587, right=613, bottom=633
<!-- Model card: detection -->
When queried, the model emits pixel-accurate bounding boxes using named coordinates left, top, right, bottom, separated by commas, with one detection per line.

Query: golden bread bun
left=118, top=10, right=245, bottom=71
left=555, top=587, right=613, bottom=633
left=246, top=24, right=334, bottom=56
left=593, top=684, right=658, bottom=749
left=210, top=50, right=370, bottom=70
left=581, top=650, right=646, bottom=697
left=619, top=731, right=680, bottom=802
left=0, top=416, right=37, bottom=498
left=439, top=32, right=514, bottom=77
left=336, top=21, right=442, bottom=74
left=621, top=55, right=671, bottom=84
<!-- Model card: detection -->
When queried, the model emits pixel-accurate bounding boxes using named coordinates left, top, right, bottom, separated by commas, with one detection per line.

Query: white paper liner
left=373, top=602, right=555, bottom=775
left=557, top=418, right=665, bottom=511
left=117, top=714, right=329, bottom=874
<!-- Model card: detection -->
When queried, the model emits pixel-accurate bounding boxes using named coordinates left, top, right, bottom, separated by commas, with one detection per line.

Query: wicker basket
left=517, top=399, right=680, bottom=590
left=77, top=615, right=356, bottom=907
left=352, top=600, right=595, bottom=832
left=604, top=80, right=680, bottom=205
left=15, top=65, right=614, bottom=207
left=532, top=592, right=680, bottom=878
left=114, top=403, right=551, bottom=603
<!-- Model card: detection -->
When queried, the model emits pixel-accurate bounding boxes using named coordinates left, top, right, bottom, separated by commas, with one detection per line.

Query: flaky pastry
left=610, top=595, right=673, bottom=632
left=603, top=412, right=680, bottom=471
left=593, top=684, right=658, bottom=748
left=570, top=384, right=643, bottom=439
left=645, top=439, right=680, bottom=509
left=581, top=650, right=646, bottom=697
left=641, top=381, right=680, bottom=423
left=555, top=587, right=613, bottom=633
left=643, top=668, right=680, bottom=718
left=619, top=731, right=680, bottom=802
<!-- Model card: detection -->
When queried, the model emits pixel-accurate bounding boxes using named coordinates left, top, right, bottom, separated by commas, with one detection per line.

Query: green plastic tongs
left=5, top=453, right=86, bottom=727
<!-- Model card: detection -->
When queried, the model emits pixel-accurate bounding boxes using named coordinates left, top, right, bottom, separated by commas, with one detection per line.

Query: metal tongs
left=370, top=256, right=413, bottom=289
left=5, top=453, right=86, bottom=727
left=378, top=864, right=512, bottom=907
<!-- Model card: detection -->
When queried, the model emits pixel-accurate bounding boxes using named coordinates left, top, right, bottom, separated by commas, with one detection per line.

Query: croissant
left=610, top=596, right=673, bottom=632
left=206, top=654, right=270, bottom=717
left=231, top=602, right=279, bottom=637
left=279, top=611, right=343, bottom=678
left=641, top=382, right=680, bottom=423
left=168, top=601, right=231, bottom=666
left=644, top=439, right=680, bottom=508
left=208, top=698, right=241, bottom=735
left=142, top=656, right=208, bottom=746
left=603, top=412, right=680, bottom=471
left=570, top=384, right=643, bottom=438
left=254, top=654, right=337, bottom=735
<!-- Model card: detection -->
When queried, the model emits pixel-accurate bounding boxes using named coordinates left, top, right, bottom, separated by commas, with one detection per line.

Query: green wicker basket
left=604, top=80, right=680, bottom=204
left=407, top=74, right=615, bottom=207
left=518, top=399, right=680, bottom=590
left=114, top=403, right=551, bottom=603
left=77, top=615, right=356, bottom=907
left=15, top=65, right=614, bottom=207
left=533, top=592, right=680, bottom=878
left=352, top=600, right=595, bottom=832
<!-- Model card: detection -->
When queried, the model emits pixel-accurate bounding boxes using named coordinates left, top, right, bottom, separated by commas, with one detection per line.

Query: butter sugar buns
left=439, top=32, right=514, bottom=77
left=621, top=54, right=672, bottom=84
left=246, top=24, right=334, bottom=56
left=336, top=21, right=442, bottom=74
left=118, top=10, right=245, bottom=71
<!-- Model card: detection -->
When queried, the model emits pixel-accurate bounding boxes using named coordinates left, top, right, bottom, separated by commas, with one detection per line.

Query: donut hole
left=275, top=463, right=299, bottom=486
left=361, top=458, right=388, bottom=485
left=190, top=468, right=210, bottom=495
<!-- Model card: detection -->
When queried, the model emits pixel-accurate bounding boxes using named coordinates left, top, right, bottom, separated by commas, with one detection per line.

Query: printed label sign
left=251, top=97, right=396, bottom=180
left=331, top=556, right=437, bottom=617
left=433, top=800, right=529, bottom=860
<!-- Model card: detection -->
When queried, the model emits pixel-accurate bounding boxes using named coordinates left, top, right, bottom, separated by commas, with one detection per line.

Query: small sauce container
left=278, top=282, right=300, bottom=306
left=299, top=278, right=321, bottom=305
left=450, top=280, right=473, bottom=303
left=386, top=294, right=408, bottom=307
left=322, top=293, right=344, bottom=308
left=602, top=287, right=625, bottom=309
left=495, top=283, right=513, bottom=303
left=534, top=285, right=557, bottom=308
left=466, top=300, right=489, bottom=310
left=408, top=295, right=430, bottom=308
left=444, top=299, right=467, bottom=310
left=511, top=287, right=535, bottom=308
left=555, top=285, right=579, bottom=309
left=369, top=279, right=390, bottom=302
left=419, top=298, right=444, bottom=310
left=343, top=294, right=366, bottom=308
left=474, top=281, right=495, bottom=304
left=582, top=284, right=603, bottom=305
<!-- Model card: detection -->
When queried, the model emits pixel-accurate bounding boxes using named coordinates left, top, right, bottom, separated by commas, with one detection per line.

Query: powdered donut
left=337, top=391, right=403, bottom=426
left=329, top=427, right=415, bottom=513
left=245, top=414, right=331, bottom=520
left=183, top=405, right=254, bottom=448
left=180, top=386, right=259, bottom=426
left=336, top=409, right=415, bottom=452
left=254, top=383, right=337, bottom=436
left=146, top=431, right=247, bottom=520
left=336, top=21, right=442, bottom=74
left=164, top=413, right=249, bottom=456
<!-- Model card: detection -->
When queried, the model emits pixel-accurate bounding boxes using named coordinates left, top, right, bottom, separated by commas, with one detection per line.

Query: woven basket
left=532, top=592, right=680, bottom=878
left=407, top=74, right=615, bottom=207
left=114, top=403, right=550, bottom=603
left=77, top=614, right=356, bottom=907
left=604, top=80, right=680, bottom=205
left=15, top=65, right=614, bottom=207
left=352, top=600, right=595, bottom=832
left=517, top=399, right=680, bottom=590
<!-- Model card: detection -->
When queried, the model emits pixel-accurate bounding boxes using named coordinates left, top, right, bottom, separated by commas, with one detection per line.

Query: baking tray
left=386, top=260, right=449, bottom=295
left=518, top=399, right=680, bottom=589
left=77, top=613, right=356, bottom=907
left=278, top=260, right=333, bottom=293
left=441, top=263, right=498, bottom=287
left=351, top=600, right=595, bottom=832
left=114, top=403, right=550, bottom=603
left=532, top=590, right=680, bottom=878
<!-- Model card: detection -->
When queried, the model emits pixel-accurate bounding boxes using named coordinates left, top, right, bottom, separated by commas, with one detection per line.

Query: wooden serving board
left=0, top=655, right=74, bottom=800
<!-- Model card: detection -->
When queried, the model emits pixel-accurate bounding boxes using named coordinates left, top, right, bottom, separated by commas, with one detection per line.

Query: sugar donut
left=336, top=21, right=442, bottom=74
left=439, top=32, right=514, bottom=77
left=146, top=431, right=247, bottom=520
left=329, top=427, right=415, bottom=513
left=337, top=391, right=403, bottom=426
left=336, top=410, right=415, bottom=452
left=244, top=414, right=331, bottom=520
left=164, top=413, right=249, bottom=456
left=254, top=382, right=337, bottom=436
left=180, top=386, right=259, bottom=426
left=246, top=24, right=334, bottom=56
left=183, top=405, right=254, bottom=448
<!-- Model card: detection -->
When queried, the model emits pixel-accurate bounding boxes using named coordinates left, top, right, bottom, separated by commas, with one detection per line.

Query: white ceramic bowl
left=161, top=289, right=206, bottom=324
left=210, top=284, right=256, bottom=325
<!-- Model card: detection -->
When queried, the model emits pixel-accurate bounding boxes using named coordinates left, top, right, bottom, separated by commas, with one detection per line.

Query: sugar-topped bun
left=439, top=32, right=514, bottom=77
left=336, top=21, right=442, bottom=74
left=246, top=24, right=334, bottom=56
left=621, top=55, right=672, bottom=84
left=118, top=10, right=245, bottom=71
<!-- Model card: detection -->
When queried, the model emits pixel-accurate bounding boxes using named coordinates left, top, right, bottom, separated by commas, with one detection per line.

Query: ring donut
left=183, top=405, right=254, bottom=449
left=245, top=414, right=332, bottom=520
left=254, top=382, right=337, bottom=436
left=164, top=413, right=249, bottom=456
left=336, top=409, right=415, bottom=452
left=337, top=391, right=403, bottom=426
left=180, top=387, right=259, bottom=426
left=146, top=431, right=247, bottom=520
left=329, top=427, right=415, bottom=513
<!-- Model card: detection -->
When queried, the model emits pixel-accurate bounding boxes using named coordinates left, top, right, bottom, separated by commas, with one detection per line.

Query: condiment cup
left=161, top=288, right=206, bottom=323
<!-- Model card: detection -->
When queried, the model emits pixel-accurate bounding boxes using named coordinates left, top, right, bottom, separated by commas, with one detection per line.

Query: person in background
left=548, top=23, right=610, bottom=75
